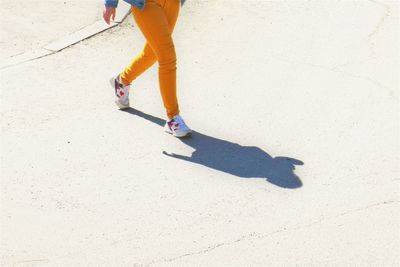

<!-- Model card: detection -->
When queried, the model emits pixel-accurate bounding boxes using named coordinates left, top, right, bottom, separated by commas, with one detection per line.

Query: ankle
left=118, top=74, right=130, bottom=86
left=167, top=113, right=179, bottom=121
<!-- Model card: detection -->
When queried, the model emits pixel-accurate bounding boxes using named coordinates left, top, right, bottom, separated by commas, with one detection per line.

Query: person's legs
left=120, top=43, right=156, bottom=84
left=120, top=0, right=181, bottom=119
left=120, top=0, right=181, bottom=86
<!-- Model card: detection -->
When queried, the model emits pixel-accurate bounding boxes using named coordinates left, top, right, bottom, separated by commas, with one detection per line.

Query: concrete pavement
left=0, top=0, right=104, bottom=59
left=1, top=0, right=399, bottom=266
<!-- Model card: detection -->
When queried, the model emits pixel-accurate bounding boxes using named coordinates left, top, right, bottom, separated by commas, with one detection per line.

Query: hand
left=103, top=6, right=116, bottom=25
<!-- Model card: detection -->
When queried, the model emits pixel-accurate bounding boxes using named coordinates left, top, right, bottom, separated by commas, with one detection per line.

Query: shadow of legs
left=123, top=108, right=304, bottom=188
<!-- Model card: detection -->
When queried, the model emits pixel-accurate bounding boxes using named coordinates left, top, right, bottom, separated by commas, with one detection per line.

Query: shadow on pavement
left=123, top=108, right=304, bottom=189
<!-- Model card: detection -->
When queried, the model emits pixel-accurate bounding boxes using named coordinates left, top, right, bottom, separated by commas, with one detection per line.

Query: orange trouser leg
left=120, top=0, right=181, bottom=119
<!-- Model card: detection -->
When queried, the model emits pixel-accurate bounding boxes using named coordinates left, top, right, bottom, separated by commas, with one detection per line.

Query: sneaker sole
left=115, top=99, right=130, bottom=110
left=164, top=128, right=192, bottom=138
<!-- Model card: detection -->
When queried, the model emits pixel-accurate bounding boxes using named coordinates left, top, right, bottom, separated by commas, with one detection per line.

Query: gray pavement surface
left=1, top=0, right=399, bottom=266
left=0, top=0, right=103, bottom=59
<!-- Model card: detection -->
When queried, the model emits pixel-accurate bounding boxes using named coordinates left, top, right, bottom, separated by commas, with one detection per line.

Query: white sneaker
left=109, top=74, right=130, bottom=109
left=164, top=115, right=192, bottom=138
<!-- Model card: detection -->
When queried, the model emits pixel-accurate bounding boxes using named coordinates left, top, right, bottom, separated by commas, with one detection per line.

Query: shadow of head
left=123, top=108, right=304, bottom=189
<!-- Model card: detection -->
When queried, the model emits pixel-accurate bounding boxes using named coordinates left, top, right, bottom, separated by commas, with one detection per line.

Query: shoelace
left=173, top=116, right=189, bottom=130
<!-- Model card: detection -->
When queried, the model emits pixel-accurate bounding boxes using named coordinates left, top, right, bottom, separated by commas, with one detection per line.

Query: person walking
left=103, top=0, right=192, bottom=138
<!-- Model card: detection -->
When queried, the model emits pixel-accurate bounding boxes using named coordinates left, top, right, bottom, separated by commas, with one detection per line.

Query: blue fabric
left=104, top=0, right=184, bottom=9
left=104, top=0, right=145, bottom=10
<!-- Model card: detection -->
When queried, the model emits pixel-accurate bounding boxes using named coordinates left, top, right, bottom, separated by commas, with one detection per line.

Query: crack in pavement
left=144, top=200, right=399, bottom=266
left=12, top=259, right=50, bottom=267
left=7, top=201, right=398, bottom=266
left=367, top=0, right=392, bottom=58
left=270, top=55, right=398, bottom=101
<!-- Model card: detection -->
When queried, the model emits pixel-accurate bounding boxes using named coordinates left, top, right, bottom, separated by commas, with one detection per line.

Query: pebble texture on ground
left=1, top=0, right=399, bottom=266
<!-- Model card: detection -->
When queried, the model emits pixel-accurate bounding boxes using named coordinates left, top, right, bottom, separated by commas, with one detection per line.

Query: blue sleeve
left=104, top=0, right=118, bottom=7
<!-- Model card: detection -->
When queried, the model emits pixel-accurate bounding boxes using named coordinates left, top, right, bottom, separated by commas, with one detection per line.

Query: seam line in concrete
left=0, top=2, right=131, bottom=70
left=145, top=200, right=399, bottom=266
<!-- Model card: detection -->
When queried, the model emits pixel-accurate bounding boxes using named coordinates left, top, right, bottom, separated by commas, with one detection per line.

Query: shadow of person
left=123, top=108, right=304, bottom=189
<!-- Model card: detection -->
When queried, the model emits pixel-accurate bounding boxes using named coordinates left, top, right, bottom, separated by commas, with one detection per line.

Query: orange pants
left=120, top=0, right=181, bottom=119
